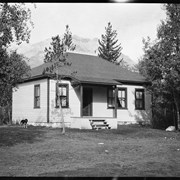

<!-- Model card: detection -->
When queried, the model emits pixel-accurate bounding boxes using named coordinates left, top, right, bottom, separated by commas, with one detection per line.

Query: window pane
left=61, top=97, right=67, bottom=107
left=108, top=97, right=114, bottom=107
left=35, top=97, right=40, bottom=107
left=37, top=97, right=40, bottom=107
left=59, top=87, right=66, bottom=96
left=56, top=84, right=69, bottom=108
left=121, top=90, right=125, bottom=98
left=108, top=88, right=114, bottom=97
left=136, top=91, right=143, bottom=99
left=118, top=89, right=125, bottom=98
left=118, top=98, right=125, bottom=108
left=118, top=90, right=121, bottom=97
left=35, top=86, right=40, bottom=96
left=121, top=100, right=125, bottom=108
left=117, top=98, right=121, bottom=107
left=117, top=89, right=126, bottom=108
left=136, top=99, right=143, bottom=109
left=37, top=87, right=40, bottom=96
left=135, top=89, right=145, bottom=109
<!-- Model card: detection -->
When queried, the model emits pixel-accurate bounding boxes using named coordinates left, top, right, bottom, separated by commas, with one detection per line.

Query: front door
left=83, top=87, right=92, bottom=116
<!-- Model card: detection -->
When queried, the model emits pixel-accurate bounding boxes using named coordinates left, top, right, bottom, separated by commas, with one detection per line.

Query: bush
left=0, top=105, right=12, bottom=125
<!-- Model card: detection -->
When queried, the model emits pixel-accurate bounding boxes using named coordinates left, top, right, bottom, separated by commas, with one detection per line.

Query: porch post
left=80, top=84, right=83, bottom=117
left=114, top=86, right=118, bottom=118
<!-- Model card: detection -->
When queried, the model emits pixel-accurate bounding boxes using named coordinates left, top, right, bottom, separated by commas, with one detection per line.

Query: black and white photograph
left=0, top=2, right=180, bottom=177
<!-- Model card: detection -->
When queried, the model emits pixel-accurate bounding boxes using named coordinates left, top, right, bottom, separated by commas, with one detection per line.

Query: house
left=12, top=52, right=152, bottom=129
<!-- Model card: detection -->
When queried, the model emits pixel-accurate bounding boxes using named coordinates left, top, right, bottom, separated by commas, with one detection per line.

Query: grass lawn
left=0, top=125, right=180, bottom=177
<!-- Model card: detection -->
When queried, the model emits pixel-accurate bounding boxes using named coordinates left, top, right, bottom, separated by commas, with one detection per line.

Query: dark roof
left=27, top=52, right=147, bottom=85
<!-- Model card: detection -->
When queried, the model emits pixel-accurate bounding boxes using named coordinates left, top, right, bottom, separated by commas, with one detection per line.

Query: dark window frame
left=56, top=83, right=69, bottom=109
left=135, top=88, right=145, bottom=110
left=107, top=87, right=115, bottom=109
left=34, top=84, right=40, bottom=108
left=117, top=88, right=127, bottom=109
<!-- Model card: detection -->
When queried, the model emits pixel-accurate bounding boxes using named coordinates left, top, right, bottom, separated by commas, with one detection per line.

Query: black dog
left=20, top=119, right=28, bottom=128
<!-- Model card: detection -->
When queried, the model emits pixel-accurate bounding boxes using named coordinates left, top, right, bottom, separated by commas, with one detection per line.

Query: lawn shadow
left=0, top=125, right=47, bottom=147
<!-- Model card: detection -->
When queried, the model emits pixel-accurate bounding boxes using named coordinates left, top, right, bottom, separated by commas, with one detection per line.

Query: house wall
left=48, top=82, right=151, bottom=128
left=49, top=79, right=80, bottom=127
left=12, top=79, right=48, bottom=125
left=12, top=78, right=151, bottom=129
left=116, top=84, right=152, bottom=125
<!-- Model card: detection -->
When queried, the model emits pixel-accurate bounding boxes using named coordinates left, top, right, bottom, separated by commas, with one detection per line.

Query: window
left=135, top=89, right=145, bottom=110
left=56, top=83, right=69, bottom=108
left=117, top=88, right=127, bottom=109
left=34, top=84, right=40, bottom=108
left=107, top=87, right=115, bottom=108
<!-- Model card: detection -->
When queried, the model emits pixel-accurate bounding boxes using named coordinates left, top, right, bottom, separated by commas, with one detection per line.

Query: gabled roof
left=26, top=52, right=148, bottom=85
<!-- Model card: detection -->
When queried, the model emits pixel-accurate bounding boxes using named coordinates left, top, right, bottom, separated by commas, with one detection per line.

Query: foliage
left=0, top=50, right=31, bottom=106
left=44, top=25, right=75, bottom=64
left=138, top=4, right=180, bottom=130
left=43, top=25, right=76, bottom=134
left=63, top=25, right=76, bottom=51
left=0, top=3, right=33, bottom=123
left=0, top=3, right=34, bottom=47
left=98, top=22, right=123, bottom=65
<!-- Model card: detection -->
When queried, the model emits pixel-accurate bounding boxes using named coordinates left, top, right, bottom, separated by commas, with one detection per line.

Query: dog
left=20, top=119, right=28, bottom=128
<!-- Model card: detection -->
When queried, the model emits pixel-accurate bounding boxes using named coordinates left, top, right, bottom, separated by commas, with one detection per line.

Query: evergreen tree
left=98, top=22, right=123, bottom=65
left=138, top=4, right=180, bottom=130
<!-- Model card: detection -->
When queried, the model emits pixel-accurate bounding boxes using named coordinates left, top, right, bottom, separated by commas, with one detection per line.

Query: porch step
left=90, top=119, right=105, bottom=122
left=89, top=119, right=111, bottom=130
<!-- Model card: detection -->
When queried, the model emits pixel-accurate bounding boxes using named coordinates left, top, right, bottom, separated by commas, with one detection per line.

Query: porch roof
left=72, top=76, right=122, bottom=86
left=25, top=52, right=149, bottom=85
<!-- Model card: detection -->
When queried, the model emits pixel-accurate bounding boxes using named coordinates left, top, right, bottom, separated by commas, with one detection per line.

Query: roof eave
left=116, top=79, right=151, bottom=86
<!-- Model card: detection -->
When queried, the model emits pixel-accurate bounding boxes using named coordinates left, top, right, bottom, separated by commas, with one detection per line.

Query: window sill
left=55, top=106, right=69, bottom=109
left=107, top=107, right=128, bottom=110
left=34, top=107, right=40, bottom=109
left=107, top=107, right=115, bottom=109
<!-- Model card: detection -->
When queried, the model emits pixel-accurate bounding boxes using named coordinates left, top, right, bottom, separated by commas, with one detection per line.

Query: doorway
left=82, top=87, right=93, bottom=116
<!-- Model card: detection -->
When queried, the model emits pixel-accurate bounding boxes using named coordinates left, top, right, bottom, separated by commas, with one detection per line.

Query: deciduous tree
left=0, top=3, right=34, bottom=123
left=0, top=3, right=34, bottom=48
left=138, top=4, right=180, bottom=130
left=43, top=25, right=76, bottom=134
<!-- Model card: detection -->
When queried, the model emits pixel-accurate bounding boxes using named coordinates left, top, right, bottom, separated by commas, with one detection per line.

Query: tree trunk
left=173, top=91, right=179, bottom=130
left=164, top=107, right=167, bottom=128
left=59, top=95, right=65, bottom=134
left=173, top=105, right=176, bottom=128
left=56, top=72, right=65, bottom=134
left=174, top=101, right=180, bottom=130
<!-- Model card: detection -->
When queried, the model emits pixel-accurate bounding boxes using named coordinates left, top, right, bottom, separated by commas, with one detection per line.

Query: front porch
left=69, top=79, right=122, bottom=129
left=75, top=82, right=120, bottom=119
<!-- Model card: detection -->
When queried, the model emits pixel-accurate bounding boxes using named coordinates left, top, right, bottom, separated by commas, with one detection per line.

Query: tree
left=98, top=22, right=123, bottom=65
left=0, top=3, right=34, bottom=124
left=0, top=3, right=34, bottom=48
left=138, top=4, right=180, bottom=130
left=0, top=49, right=31, bottom=124
left=63, top=25, right=76, bottom=51
left=43, top=25, right=76, bottom=134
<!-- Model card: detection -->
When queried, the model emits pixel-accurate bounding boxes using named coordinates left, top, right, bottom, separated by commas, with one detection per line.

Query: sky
left=26, top=3, right=167, bottom=63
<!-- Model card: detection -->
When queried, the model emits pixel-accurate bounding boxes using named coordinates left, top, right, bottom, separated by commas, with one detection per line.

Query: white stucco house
left=12, top=52, right=152, bottom=129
